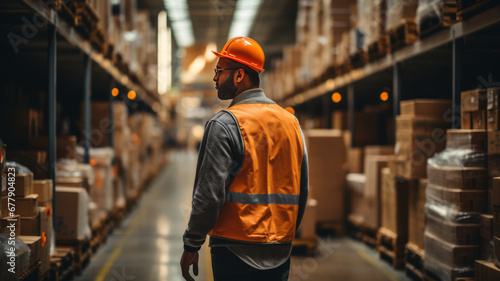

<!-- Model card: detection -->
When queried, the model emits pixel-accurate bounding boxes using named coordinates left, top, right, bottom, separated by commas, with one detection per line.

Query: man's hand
left=180, top=250, right=199, bottom=281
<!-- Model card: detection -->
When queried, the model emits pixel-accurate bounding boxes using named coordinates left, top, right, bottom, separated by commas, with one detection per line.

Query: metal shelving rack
left=1, top=0, right=161, bottom=221
left=281, top=5, right=500, bottom=145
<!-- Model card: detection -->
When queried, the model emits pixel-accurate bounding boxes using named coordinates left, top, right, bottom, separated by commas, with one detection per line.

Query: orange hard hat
left=212, top=36, right=265, bottom=72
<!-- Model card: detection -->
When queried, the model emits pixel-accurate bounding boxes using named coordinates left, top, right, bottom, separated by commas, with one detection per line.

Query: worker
left=180, top=36, right=309, bottom=281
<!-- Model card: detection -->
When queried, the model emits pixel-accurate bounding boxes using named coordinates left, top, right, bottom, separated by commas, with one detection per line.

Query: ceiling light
left=228, top=0, right=262, bottom=39
left=163, top=0, right=195, bottom=47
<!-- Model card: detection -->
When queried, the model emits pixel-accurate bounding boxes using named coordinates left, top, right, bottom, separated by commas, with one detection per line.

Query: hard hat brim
left=212, top=50, right=265, bottom=73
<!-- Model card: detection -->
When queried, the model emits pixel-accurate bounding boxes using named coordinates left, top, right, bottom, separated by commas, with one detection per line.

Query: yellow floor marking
left=95, top=247, right=122, bottom=281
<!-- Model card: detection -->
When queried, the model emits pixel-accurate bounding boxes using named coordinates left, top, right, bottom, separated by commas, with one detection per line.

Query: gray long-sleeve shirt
left=183, top=88, right=309, bottom=270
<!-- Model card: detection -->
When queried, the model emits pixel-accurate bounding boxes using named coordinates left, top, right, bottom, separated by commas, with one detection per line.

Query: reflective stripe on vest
left=209, top=103, right=304, bottom=243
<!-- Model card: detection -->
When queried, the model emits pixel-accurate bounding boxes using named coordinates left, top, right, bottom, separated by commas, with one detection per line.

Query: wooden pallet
left=405, top=242, right=425, bottom=281
left=50, top=247, right=74, bottom=281
left=388, top=19, right=419, bottom=51
left=18, top=261, right=41, bottom=281
left=349, top=49, right=368, bottom=69
left=368, top=36, right=389, bottom=62
left=376, top=227, right=406, bottom=269
left=424, top=258, right=475, bottom=281
left=57, top=238, right=91, bottom=275
left=347, top=214, right=378, bottom=248
left=419, top=0, right=459, bottom=38
left=292, top=237, right=318, bottom=256
left=316, top=221, right=345, bottom=237
left=458, top=0, right=497, bottom=20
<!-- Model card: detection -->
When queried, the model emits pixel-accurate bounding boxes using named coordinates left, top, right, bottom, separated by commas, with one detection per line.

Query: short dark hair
left=226, top=60, right=260, bottom=86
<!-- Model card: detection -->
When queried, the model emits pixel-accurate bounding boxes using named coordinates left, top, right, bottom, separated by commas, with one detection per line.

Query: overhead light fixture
left=158, top=11, right=171, bottom=95
left=163, top=0, right=195, bottom=47
left=228, top=0, right=262, bottom=39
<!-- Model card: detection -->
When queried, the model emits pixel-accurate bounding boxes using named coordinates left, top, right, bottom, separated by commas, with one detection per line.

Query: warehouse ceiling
left=139, top=0, right=299, bottom=70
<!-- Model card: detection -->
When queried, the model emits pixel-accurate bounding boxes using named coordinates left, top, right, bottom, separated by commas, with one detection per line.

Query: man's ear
left=235, top=69, right=245, bottom=83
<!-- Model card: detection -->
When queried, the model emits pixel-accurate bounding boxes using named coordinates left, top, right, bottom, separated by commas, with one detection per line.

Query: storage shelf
left=283, top=5, right=500, bottom=107
left=15, top=0, right=159, bottom=107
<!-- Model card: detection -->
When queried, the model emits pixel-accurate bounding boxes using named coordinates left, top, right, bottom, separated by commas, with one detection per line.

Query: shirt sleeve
left=183, top=117, right=238, bottom=252
left=295, top=127, right=309, bottom=230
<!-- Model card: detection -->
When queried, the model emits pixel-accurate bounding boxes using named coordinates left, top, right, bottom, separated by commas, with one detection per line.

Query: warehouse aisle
left=75, top=149, right=410, bottom=281
left=75, top=150, right=211, bottom=281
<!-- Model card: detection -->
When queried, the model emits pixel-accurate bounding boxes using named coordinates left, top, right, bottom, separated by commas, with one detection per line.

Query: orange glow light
left=132, top=133, right=141, bottom=144
left=128, top=90, right=137, bottom=100
left=285, top=107, right=295, bottom=115
left=332, top=92, right=342, bottom=103
left=112, top=88, right=119, bottom=96
left=380, top=92, right=389, bottom=101
left=89, top=159, right=96, bottom=166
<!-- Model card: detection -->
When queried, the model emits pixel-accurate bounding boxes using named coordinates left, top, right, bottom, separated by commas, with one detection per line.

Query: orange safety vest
left=209, top=103, right=304, bottom=243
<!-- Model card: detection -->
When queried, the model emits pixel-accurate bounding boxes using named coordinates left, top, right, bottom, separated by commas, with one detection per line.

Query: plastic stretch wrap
left=416, top=0, right=444, bottom=31
left=5, top=161, right=32, bottom=175
left=56, top=159, right=95, bottom=188
left=0, top=234, right=30, bottom=281
left=425, top=213, right=480, bottom=245
left=76, top=147, right=114, bottom=221
left=424, top=253, right=475, bottom=281
left=427, top=148, right=487, bottom=168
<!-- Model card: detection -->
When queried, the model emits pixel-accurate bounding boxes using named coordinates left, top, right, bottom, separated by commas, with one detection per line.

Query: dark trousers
left=211, top=246, right=290, bottom=281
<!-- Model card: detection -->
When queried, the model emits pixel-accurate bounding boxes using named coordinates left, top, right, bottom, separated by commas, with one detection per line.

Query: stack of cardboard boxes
left=475, top=86, right=500, bottom=280
left=304, top=129, right=346, bottom=236
left=378, top=100, right=451, bottom=272
left=0, top=163, right=51, bottom=278
left=424, top=95, right=490, bottom=280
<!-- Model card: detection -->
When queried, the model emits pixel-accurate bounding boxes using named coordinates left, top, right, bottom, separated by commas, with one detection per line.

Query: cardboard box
left=14, top=173, right=33, bottom=197
left=347, top=173, right=366, bottom=218
left=348, top=147, right=364, bottom=173
left=489, top=130, right=500, bottom=154
left=426, top=213, right=480, bottom=245
left=2, top=194, right=38, bottom=217
left=473, top=110, right=488, bottom=129
left=481, top=214, right=493, bottom=261
left=446, top=129, right=488, bottom=152
left=363, top=155, right=390, bottom=229
left=461, top=112, right=473, bottom=129
left=1, top=215, right=20, bottom=237
left=493, top=178, right=500, bottom=237
left=332, top=111, right=348, bottom=130
left=364, top=146, right=395, bottom=157
left=33, top=179, right=53, bottom=205
left=400, top=99, right=451, bottom=118
left=18, top=235, right=41, bottom=267
left=488, top=110, right=499, bottom=130
left=494, top=236, right=500, bottom=267
left=305, top=130, right=346, bottom=222
left=475, top=260, right=500, bottom=281
left=487, top=87, right=500, bottom=110
left=427, top=165, right=488, bottom=189
left=408, top=178, right=426, bottom=249
left=0, top=234, right=30, bottom=279
left=28, top=136, right=77, bottom=160
left=424, top=231, right=480, bottom=268
left=20, top=212, right=40, bottom=236
left=56, top=176, right=88, bottom=192
left=390, top=153, right=428, bottom=179
left=55, top=187, right=91, bottom=241
left=461, top=88, right=488, bottom=112
left=297, top=198, right=318, bottom=239
left=426, top=183, right=488, bottom=212
left=0, top=109, right=40, bottom=146
left=381, top=168, right=415, bottom=237
left=396, top=115, right=450, bottom=133
left=395, top=130, right=447, bottom=157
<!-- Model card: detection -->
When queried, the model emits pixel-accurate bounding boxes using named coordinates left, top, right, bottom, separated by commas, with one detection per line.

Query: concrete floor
left=75, top=150, right=410, bottom=281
